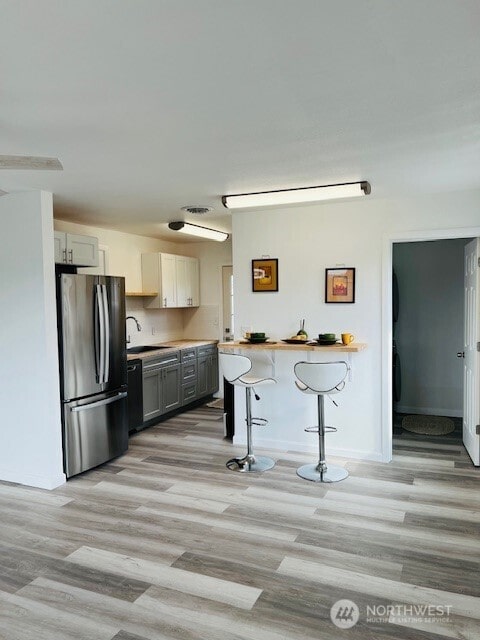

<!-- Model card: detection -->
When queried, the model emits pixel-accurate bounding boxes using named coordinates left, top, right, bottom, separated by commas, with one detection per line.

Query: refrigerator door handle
left=70, top=391, right=128, bottom=413
left=96, top=284, right=106, bottom=384
left=94, top=284, right=102, bottom=383
left=101, top=284, right=110, bottom=384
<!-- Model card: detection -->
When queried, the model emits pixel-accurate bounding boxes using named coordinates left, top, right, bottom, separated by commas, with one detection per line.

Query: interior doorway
left=392, top=239, right=470, bottom=449
left=382, top=224, right=480, bottom=465
left=222, top=265, right=234, bottom=342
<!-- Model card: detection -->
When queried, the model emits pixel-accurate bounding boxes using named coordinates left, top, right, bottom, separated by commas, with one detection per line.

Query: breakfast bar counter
left=218, top=340, right=367, bottom=352
left=218, top=340, right=368, bottom=460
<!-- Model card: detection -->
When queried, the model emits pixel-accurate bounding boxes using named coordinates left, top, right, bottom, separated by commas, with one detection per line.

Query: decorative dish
left=239, top=339, right=276, bottom=344
left=311, top=339, right=339, bottom=346
left=282, top=338, right=310, bottom=345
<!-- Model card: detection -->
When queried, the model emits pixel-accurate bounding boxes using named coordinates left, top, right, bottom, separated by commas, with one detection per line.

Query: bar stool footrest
left=304, top=426, right=337, bottom=433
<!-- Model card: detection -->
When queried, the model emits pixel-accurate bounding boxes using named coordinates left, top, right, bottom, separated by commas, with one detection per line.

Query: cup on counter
left=341, top=333, right=355, bottom=345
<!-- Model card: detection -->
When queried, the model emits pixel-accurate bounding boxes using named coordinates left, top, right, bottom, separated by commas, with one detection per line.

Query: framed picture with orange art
left=252, top=258, right=278, bottom=292
left=325, top=267, right=355, bottom=303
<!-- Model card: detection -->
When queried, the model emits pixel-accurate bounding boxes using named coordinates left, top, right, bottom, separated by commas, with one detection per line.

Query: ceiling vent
left=181, top=206, right=213, bottom=215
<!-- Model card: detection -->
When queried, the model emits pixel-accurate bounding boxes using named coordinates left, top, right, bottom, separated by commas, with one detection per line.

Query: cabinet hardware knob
left=457, top=352, right=465, bottom=358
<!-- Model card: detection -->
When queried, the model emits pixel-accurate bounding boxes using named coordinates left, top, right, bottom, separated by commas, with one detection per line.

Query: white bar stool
left=294, top=360, right=349, bottom=483
left=220, top=352, right=276, bottom=472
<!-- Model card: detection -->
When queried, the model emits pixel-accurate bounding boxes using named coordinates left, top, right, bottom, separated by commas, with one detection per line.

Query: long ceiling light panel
left=222, top=181, right=371, bottom=209
left=168, top=221, right=229, bottom=242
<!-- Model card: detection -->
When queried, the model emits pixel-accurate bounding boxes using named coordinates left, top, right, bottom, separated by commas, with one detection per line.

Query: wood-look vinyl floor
left=1, top=407, right=479, bottom=639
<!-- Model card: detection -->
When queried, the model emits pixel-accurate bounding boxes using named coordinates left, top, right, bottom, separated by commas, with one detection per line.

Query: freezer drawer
left=63, top=390, right=128, bottom=478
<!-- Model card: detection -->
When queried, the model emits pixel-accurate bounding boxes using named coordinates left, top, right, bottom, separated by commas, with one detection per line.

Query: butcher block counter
left=218, top=340, right=366, bottom=352
left=127, top=339, right=218, bottom=361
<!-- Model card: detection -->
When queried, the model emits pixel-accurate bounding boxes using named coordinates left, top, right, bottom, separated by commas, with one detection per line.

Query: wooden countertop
left=218, top=340, right=366, bottom=352
left=127, top=339, right=218, bottom=361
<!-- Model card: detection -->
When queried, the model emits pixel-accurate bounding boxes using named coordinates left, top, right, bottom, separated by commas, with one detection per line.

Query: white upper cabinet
left=54, top=231, right=99, bottom=267
left=176, top=255, right=199, bottom=307
left=142, top=252, right=200, bottom=309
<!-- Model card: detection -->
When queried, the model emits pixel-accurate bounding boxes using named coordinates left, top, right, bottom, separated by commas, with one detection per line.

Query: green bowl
left=250, top=332, right=266, bottom=339
left=319, top=333, right=336, bottom=340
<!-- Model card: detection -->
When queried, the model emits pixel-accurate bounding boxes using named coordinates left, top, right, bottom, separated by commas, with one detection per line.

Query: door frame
left=222, top=265, right=234, bottom=341
left=381, top=225, right=480, bottom=462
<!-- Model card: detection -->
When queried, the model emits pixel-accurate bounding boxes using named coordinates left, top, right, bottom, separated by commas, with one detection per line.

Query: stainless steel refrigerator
left=57, top=274, right=128, bottom=478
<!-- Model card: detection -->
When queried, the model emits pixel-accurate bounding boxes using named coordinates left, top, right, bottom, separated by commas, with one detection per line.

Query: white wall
left=232, top=188, right=480, bottom=461
left=0, top=192, right=65, bottom=489
left=55, top=219, right=232, bottom=344
left=183, top=240, right=233, bottom=340
left=393, top=239, right=468, bottom=417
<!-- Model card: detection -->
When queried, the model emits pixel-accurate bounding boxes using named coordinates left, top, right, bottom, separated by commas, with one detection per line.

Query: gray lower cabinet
left=180, top=346, right=198, bottom=406
left=197, top=345, right=219, bottom=398
left=140, top=344, right=218, bottom=426
left=142, top=351, right=181, bottom=422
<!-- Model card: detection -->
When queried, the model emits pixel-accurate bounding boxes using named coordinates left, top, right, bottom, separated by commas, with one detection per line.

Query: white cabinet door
left=176, top=256, right=189, bottom=307
left=160, top=253, right=177, bottom=307
left=142, top=252, right=198, bottom=309
left=176, top=256, right=199, bottom=307
left=54, top=231, right=66, bottom=263
left=54, top=231, right=98, bottom=266
left=187, top=257, right=199, bottom=307
left=142, top=252, right=176, bottom=309
left=66, top=233, right=99, bottom=267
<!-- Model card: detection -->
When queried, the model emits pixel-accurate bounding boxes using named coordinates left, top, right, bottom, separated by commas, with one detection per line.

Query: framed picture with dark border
left=325, top=267, right=355, bottom=303
left=252, top=258, right=278, bottom=292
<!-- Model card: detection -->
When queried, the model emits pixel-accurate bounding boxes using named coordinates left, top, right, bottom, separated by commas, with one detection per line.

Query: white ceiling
left=1, top=0, right=479, bottom=241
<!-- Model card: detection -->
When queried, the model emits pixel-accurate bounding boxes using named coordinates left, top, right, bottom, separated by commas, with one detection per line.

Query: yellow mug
left=341, top=333, right=355, bottom=345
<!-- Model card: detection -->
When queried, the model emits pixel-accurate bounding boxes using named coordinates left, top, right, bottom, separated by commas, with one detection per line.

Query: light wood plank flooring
left=0, top=406, right=479, bottom=639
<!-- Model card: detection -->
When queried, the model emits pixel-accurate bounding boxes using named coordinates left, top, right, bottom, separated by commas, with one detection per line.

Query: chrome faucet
left=126, top=316, right=142, bottom=343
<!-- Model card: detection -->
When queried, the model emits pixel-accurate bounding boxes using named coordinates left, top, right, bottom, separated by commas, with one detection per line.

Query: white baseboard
left=395, top=405, right=462, bottom=418
left=233, top=435, right=383, bottom=463
left=0, top=468, right=66, bottom=490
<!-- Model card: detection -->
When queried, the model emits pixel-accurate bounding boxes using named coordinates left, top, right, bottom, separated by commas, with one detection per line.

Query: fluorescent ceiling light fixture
left=168, top=221, right=229, bottom=242
left=222, top=181, right=371, bottom=209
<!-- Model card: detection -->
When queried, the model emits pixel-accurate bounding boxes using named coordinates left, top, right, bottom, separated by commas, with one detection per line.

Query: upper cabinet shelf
left=125, top=291, right=158, bottom=297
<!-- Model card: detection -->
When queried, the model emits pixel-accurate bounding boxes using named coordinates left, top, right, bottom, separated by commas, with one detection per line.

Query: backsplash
left=125, top=299, right=221, bottom=346
left=125, top=298, right=185, bottom=346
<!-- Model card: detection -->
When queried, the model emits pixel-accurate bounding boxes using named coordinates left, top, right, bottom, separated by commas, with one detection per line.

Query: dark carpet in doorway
left=402, top=414, right=455, bottom=435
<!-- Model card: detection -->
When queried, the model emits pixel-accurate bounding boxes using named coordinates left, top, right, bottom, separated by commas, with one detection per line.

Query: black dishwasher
left=127, top=359, right=143, bottom=432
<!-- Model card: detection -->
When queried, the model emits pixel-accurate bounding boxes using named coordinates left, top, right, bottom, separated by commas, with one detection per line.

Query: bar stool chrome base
left=296, top=462, right=349, bottom=483
left=226, top=454, right=275, bottom=473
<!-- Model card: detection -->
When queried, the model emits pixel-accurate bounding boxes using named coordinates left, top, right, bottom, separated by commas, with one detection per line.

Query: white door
left=463, top=238, right=480, bottom=465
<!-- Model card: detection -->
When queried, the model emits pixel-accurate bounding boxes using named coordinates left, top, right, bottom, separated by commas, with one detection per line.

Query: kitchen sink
left=127, top=345, right=170, bottom=354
